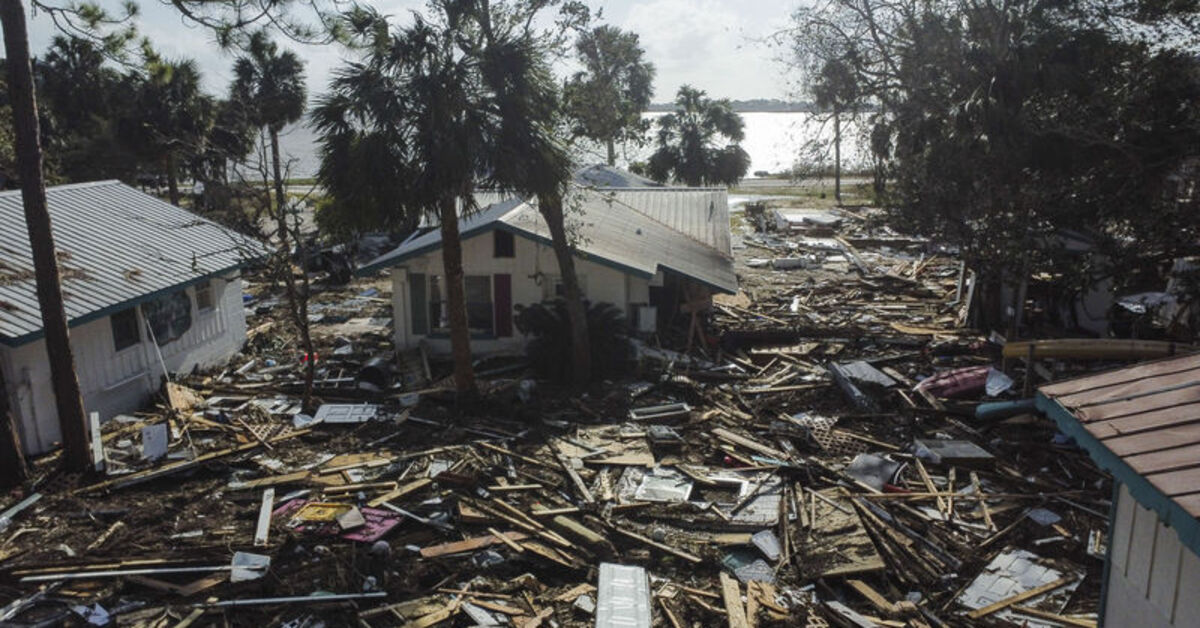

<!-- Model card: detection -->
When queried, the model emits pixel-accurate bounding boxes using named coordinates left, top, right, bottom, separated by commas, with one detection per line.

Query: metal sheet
left=595, top=563, right=651, bottom=628
left=0, top=181, right=266, bottom=344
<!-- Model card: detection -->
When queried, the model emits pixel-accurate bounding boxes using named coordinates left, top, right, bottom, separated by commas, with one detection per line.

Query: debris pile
left=0, top=205, right=1128, bottom=627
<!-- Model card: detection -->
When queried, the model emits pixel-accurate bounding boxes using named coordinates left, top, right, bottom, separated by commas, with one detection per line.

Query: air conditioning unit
left=635, top=305, right=657, bottom=333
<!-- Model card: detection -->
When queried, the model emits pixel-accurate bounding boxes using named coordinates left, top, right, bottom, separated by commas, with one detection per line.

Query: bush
left=514, top=299, right=632, bottom=382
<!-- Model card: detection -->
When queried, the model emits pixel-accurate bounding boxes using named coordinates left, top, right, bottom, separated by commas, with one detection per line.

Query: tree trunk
left=440, top=195, right=477, bottom=396
left=538, top=192, right=591, bottom=387
left=834, top=107, right=842, bottom=205
left=166, top=151, right=180, bottom=206
left=270, top=128, right=315, bottom=409
left=1, top=0, right=90, bottom=473
left=0, top=362, right=27, bottom=487
left=606, top=139, right=616, bottom=167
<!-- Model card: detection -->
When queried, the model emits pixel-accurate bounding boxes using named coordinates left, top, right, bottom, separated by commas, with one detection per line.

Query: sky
left=24, top=0, right=801, bottom=103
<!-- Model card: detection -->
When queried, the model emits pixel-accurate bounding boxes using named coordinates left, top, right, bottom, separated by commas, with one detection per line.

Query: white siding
left=0, top=276, right=248, bottom=455
left=391, top=230, right=635, bottom=355
left=1104, top=484, right=1200, bottom=627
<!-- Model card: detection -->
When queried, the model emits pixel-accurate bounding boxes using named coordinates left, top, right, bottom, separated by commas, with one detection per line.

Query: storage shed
left=1038, top=354, right=1200, bottom=627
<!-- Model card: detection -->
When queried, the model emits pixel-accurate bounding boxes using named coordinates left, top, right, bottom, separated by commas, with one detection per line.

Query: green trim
left=1035, top=393, right=1200, bottom=560
left=1098, top=480, right=1119, bottom=626
left=0, top=265, right=244, bottom=348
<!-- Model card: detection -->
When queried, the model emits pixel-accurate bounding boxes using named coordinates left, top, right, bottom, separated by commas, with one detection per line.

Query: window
left=111, top=308, right=140, bottom=352
left=493, top=230, right=515, bottom=258
left=141, top=290, right=193, bottom=346
left=195, top=280, right=214, bottom=311
left=429, top=275, right=494, bottom=335
left=465, top=275, right=493, bottom=334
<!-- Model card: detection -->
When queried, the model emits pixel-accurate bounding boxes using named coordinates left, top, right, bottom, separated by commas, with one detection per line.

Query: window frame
left=493, top=230, right=515, bottom=258
left=429, top=274, right=496, bottom=337
left=195, top=279, right=215, bottom=312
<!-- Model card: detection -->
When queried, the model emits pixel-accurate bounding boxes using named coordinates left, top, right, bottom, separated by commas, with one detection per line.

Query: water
left=276, top=111, right=866, bottom=180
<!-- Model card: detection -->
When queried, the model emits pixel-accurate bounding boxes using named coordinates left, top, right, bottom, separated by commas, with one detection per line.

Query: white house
left=1038, top=354, right=1200, bottom=627
left=361, top=170, right=737, bottom=355
left=0, top=181, right=266, bottom=455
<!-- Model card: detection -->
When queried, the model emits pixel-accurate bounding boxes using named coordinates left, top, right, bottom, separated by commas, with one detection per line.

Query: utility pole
left=1, top=0, right=92, bottom=472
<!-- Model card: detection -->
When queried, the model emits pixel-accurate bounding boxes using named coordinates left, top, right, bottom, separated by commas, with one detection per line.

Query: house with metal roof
left=1038, top=354, right=1200, bottom=627
left=360, top=180, right=737, bottom=356
left=0, top=181, right=267, bottom=455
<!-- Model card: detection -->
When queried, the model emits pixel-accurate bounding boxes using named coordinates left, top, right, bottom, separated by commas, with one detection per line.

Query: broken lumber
left=719, top=572, right=749, bottom=628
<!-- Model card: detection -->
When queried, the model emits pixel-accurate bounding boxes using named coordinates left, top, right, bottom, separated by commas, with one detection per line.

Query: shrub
left=514, top=299, right=632, bottom=382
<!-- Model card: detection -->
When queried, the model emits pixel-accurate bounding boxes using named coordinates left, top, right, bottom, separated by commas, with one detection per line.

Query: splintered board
left=798, top=488, right=885, bottom=579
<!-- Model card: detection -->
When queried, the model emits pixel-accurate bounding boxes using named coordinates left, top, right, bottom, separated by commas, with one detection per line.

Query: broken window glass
left=141, top=290, right=193, bottom=346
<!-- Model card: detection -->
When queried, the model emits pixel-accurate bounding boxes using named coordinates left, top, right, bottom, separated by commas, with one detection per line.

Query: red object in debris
left=914, top=365, right=990, bottom=398
left=882, top=483, right=911, bottom=493
left=300, top=352, right=319, bottom=364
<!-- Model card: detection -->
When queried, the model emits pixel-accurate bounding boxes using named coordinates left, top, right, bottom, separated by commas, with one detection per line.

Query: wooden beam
left=719, top=572, right=749, bottom=628
left=965, top=577, right=1074, bottom=620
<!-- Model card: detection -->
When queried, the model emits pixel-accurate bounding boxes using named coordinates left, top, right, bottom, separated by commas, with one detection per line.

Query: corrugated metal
left=0, top=181, right=267, bottom=344
left=574, top=164, right=663, bottom=189
left=361, top=190, right=737, bottom=294
left=595, top=563, right=651, bottom=628
left=1040, top=353, right=1200, bottom=518
left=598, top=188, right=730, bottom=255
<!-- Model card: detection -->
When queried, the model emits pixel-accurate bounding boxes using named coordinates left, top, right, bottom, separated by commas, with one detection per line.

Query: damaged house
left=361, top=167, right=737, bottom=355
left=0, top=181, right=265, bottom=455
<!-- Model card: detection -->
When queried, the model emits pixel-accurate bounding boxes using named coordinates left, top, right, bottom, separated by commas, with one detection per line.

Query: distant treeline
left=646, top=98, right=816, bottom=113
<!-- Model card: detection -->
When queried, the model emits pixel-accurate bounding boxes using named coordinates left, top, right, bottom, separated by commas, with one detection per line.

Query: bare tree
left=0, top=0, right=90, bottom=472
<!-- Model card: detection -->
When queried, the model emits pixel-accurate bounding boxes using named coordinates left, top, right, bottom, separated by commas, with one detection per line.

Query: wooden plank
left=75, top=429, right=310, bottom=494
left=712, top=428, right=790, bottom=461
left=965, top=577, right=1074, bottom=619
left=553, top=447, right=595, bottom=504
left=550, top=515, right=608, bottom=546
left=230, top=470, right=312, bottom=491
left=1125, top=441, right=1200, bottom=474
left=1105, top=421, right=1200, bottom=457
left=719, top=572, right=749, bottom=628
left=611, top=527, right=702, bottom=564
left=367, top=478, right=432, bottom=507
left=847, top=579, right=896, bottom=616
left=1010, top=605, right=1096, bottom=627
left=1146, top=466, right=1200, bottom=497
left=418, top=532, right=530, bottom=558
left=487, top=527, right=525, bottom=553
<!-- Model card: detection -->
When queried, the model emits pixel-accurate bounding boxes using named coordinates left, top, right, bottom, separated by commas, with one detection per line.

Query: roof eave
left=0, top=263, right=247, bottom=348
left=1035, top=391, right=1200, bottom=559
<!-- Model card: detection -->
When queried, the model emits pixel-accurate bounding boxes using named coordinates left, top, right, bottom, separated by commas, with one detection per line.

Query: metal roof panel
left=0, top=181, right=268, bottom=344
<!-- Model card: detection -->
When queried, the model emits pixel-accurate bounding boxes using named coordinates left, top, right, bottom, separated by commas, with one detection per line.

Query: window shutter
left=410, top=274, right=428, bottom=335
left=494, top=273, right=512, bottom=337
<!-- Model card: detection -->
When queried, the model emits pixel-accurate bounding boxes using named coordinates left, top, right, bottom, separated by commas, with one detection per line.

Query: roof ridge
left=0, top=179, right=123, bottom=198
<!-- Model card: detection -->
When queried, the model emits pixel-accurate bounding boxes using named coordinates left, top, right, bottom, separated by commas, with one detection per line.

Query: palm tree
left=315, top=2, right=589, bottom=394
left=229, top=32, right=315, bottom=407
left=478, top=24, right=591, bottom=386
left=645, top=85, right=750, bottom=187
left=129, top=57, right=214, bottom=206
left=564, top=25, right=655, bottom=166
left=314, top=10, right=487, bottom=396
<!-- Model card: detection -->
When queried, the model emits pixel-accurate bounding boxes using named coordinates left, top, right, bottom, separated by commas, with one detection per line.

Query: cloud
left=620, top=0, right=790, bottom=101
